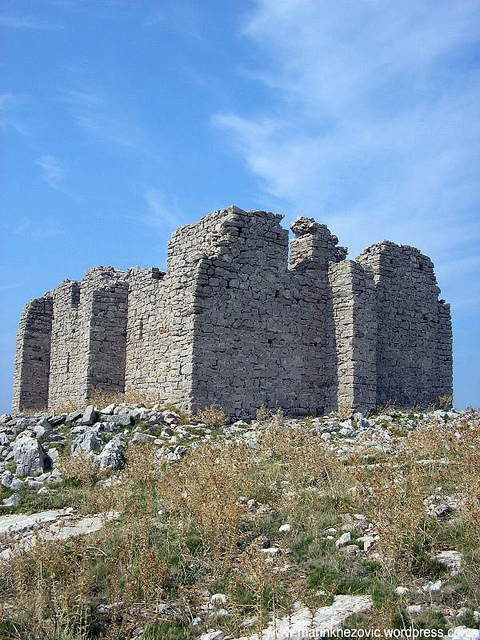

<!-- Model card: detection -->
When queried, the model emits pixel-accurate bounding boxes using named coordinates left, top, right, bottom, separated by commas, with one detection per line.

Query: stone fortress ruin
left=12, top=205, right=453, bottom=417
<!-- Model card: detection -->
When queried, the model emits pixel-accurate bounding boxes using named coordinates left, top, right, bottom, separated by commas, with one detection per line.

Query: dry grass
left=4, top=534, right=94, bottom=639
left=87, top=389, right=158, bottom=410
left=255, top=404, right=284, bottom=426
left=0, top=425, right=352, bottom=638
left=51, top=398, right=82, bottom=415
left=437, top=395, right=453, bottom=410
left=258, top=424, right=352, bottom=500
left=354, top=459, right=430, bottom=579
left=370, top=401, right=399, bottom=416
left=1, top=411, right=480, bottom=637
left=349, top=410, right=480, bottom=627
left=336, top=402, right=353, bottom=421
left=59, top=452, right=102, bottom=487
left=16, top=406, right=49, bottom=417
left=23, top=389, right=159, bottom=417
left=55, top=453, right=118, bottom=515
left=192, top=403, right=228, bottom=429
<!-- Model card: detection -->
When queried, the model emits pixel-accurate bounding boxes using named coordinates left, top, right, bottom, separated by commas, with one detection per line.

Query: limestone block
left=13, top=436, right=50, bottom=477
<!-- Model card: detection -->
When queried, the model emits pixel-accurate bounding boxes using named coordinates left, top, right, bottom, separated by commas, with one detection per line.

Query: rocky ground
left=0, top=403, right=479, bottom=639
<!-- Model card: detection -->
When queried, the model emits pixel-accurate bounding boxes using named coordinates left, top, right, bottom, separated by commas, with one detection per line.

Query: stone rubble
left=233, top=596, right=373, bottom=640
left=0, top=404, right=478, bottom=636
left=1, top=405, right=476, bottom=509
left=0, top=508, right=118, bottom=559
left=435, top=550, right=462, bottom=574
left=12, top=435, right=50, bottom=477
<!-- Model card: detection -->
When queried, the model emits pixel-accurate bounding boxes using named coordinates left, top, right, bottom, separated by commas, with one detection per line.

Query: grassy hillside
left=0, top=403, right=479, bottom=639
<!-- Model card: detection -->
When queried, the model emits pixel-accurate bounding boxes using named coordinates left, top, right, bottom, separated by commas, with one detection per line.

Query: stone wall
left=357, top=242, right=452, bottom=406
left=85, top=268, right=129, bottom=399
left=189, top=209, right=305, bottom=415
left=48, top=268, right=128, bottom=410
left=48, top=280, right=83, bottom=409
left=125, top=268, right=168, bottom=400
left=12, top=296, right=53, bottom=412
left=12, top=205, right=453, bottom=415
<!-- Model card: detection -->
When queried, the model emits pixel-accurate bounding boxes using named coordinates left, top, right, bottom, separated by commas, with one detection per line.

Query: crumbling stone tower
left=12, top=206, right=453, bottom=416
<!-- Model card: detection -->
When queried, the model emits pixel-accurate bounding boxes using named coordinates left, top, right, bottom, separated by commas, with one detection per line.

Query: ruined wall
left=327, top=261, right=377, bottom=413
left=83, top=268, right=129, bottom=399
left=47, top=268, right=128, bottom=409
left=12, top=296, right=53, bottom=412
left=188, top=208, right=297, bottom=416
left=12, top=205, right=453, bottom=416
left=350, top=263, right=378, bottom=409
left=435, top=302, right=453, bottom=400
left=124, top=210, right=251, bottom=411
left=289, top=218, right=347, bottom=415
left=125, top=268, right=169, bottom=401
left=357, top=242, right=452, bottom=407
left=186, top=209, right=349, bottom=417
left=158, top=211, right=238, bottom=410
left=48, top=281, right=83, bottom=408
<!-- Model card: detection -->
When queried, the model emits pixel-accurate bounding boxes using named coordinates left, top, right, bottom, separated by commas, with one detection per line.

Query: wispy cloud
left=139, top=188, right=184, bottom=231
left=213, top=0, right=480, bottom=269
left=59, top=86, right=152, bottom=153
left=145, top=0, right=204, bottom=39
left=13, top=217, right=65, bottom=241
left=0, top=14, right=58, bottom=29
left=145, top=10, right=167, bottom=27
left=37, top=155, right=65, bottom=189
left=0, top=281, right=25, bottom=292
left=0, top=93, right=27, bottom=136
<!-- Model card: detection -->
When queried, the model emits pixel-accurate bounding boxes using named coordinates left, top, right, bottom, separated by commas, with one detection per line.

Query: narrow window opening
left=66, top=353, right=70, bottom=373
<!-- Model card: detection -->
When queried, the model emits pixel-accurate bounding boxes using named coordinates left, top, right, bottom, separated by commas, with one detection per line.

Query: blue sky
left=1, top=0, right=479, bottom=412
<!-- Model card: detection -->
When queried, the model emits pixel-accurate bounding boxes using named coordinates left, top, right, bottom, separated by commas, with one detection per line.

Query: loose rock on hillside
left=0, top=403, right=479, bottom=638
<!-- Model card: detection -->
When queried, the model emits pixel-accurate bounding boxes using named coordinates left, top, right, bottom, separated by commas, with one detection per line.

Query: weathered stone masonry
left=12, top=206, right=453, bottom=416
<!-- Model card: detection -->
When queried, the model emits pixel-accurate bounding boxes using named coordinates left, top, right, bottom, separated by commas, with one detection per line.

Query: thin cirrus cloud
left=212, top=0, right=480, bottom=271
left=59, top=87, right=152, bottom=153
left=139, top=188, right=185, bottom=232
left=144, top=0, right=204, bottom=40
left=0, top=14, right=59, bottom=29
left=0, top=281, right=25, bottom=292
left=13, top=217, right=65, bottom=242
left=37, top=155, right=66, bottom=189
left=0, top=93, right=27, bottom=136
